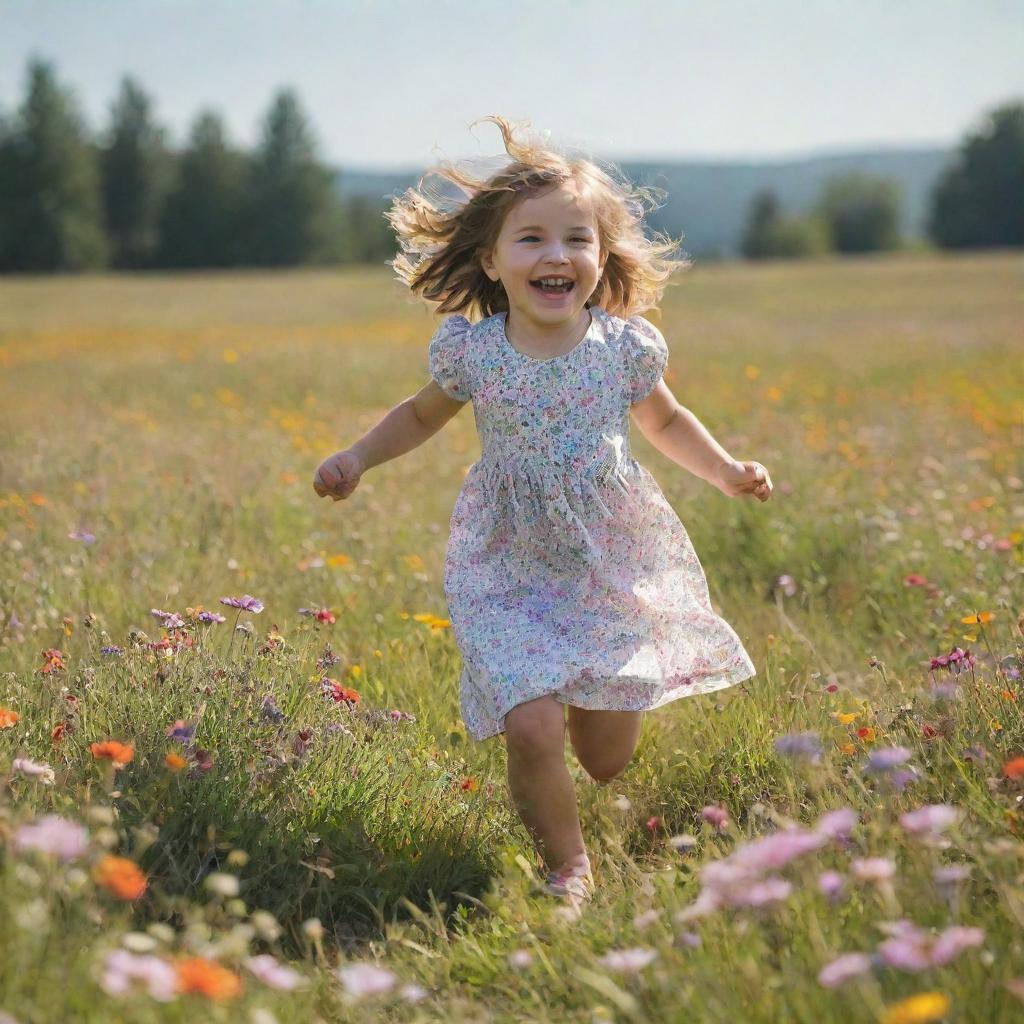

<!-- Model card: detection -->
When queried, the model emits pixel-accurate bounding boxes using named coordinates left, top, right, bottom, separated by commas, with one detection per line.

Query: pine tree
left=242, top=88, right=343, bottom=266
left=0, top=57, right=107, bottom=271
left=155, top=110, right=247, bottom=267
left=99, top=76, right=173, bottom=268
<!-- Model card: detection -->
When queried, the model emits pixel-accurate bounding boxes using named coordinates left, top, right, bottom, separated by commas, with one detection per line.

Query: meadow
left=0, top=250, right=1022, bottom=1022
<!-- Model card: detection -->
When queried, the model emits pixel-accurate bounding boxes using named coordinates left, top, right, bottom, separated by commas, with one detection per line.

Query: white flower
left=244, top=954, right=305, bottom=991
left=11, top=759, right=55, bottom=784
left=336, top=962, right=398, bottom=998
left=100, top=949, right=177, bottom=1001
left=596, top=947, right=658, bottom=973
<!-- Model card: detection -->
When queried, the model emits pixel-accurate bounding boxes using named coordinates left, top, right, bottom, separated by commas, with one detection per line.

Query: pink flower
left=701, top=805, right=729, bottom=830
left=818, top=870, right=846, bottom=901
left=100, top=950, right=178, bottom=1001
left=850, top=856, right=896, bottom=882
left=817, top=952, right=873, bottom=988
left=930, top=925, right=985, bottom=966
left=13, top=815, right=88, bottom=861
left=244, top=954, right=305, bottom=991
left=730, top=829, right=827, bottom=873
left=219, top=595, right=264, bottom=613
left=596, top=947, right=659, bottom=972
left=899, top=803, right=960, bottom=836
left=336, top=962, right=398, bottom=998
left=815, top=807, right=858, bottom=841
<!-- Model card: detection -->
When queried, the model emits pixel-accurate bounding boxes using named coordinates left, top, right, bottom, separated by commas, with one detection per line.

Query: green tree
left=0, top=57, right=107, bottom=271
left=928, top=100, right=1024, bottom=248
left=155, top=110, right=247, bottom=268
left=242, top=88, right=344, bottom=265
left=815, top=172, right=902, bottom=253
left=740, top=189, right=781, bottom=259
left=99, top=76, right=173, bottom=268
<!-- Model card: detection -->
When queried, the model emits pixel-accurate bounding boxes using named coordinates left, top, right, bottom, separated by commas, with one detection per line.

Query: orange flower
left=960, top=611, right=994, bottom=625
left=175, top=958, right=242, bottom=1000
left=839, top=742, right=856, bottom=755
left=460, top=776, right=478, bottom=792
left=834, top=711, right=858, bottom=725
left=39, top=648, right=66, bottom=674
left=93, top=855, right=147, bottom=900
left=1003, top=756, right=1024, bottom=781
left=164, top=752, right=187, bottom=771
left=857, top=726, right=876, bottom=742
left=51, top=722, right=67, bottom=744
left=0, top=707, right=18, bottom=729
left=90, top=740, right=135, bottom=768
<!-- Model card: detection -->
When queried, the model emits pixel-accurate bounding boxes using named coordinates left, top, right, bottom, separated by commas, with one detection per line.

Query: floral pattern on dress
left=428, top=304, right=757, bottom=741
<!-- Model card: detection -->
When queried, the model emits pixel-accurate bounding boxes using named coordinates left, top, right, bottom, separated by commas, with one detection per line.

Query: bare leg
left=503, top=695, right=590, bottom=874
left=568, top=706, right=645, bottom=783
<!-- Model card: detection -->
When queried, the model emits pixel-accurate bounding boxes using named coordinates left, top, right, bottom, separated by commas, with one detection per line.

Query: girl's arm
left=351, top=380, right=465, bottom=471
left=631, top=380, right=732, bottom=484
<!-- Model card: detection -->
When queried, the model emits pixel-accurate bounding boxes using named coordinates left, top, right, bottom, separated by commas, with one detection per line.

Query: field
left=1, top=251, right=1022, bottom=1022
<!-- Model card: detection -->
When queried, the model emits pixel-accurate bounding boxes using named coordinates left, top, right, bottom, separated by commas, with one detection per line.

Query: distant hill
left=331, top=147, right=953, bottom=258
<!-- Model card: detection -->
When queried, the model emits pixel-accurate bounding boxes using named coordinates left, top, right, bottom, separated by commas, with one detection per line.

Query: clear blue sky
left=2, top=0, right=1022, bottom=169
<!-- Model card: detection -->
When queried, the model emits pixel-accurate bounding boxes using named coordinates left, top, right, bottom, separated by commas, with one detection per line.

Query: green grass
left=0, top=251, right=1022, bottom=1022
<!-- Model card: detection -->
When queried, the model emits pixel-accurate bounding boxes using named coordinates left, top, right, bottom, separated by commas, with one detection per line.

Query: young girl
left=313, top=116, right=772, bottom=907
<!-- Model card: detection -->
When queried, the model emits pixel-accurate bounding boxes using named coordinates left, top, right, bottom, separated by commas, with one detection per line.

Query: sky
left=2, top=0, right=1023, bottom=170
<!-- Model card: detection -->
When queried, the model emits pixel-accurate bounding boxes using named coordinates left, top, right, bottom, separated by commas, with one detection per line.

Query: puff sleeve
left=621, top=315, right=669, bottom=404
left=427, top=315, right=473, bottom=402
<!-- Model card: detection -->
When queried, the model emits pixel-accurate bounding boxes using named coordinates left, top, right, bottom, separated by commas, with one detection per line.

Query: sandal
left=541, top=865, right=595, bottom=903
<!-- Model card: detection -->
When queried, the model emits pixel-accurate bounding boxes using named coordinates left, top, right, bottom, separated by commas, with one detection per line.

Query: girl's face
left=480, top=180, right=606, bottom=334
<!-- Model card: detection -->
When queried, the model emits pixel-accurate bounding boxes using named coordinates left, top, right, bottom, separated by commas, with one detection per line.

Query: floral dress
left=428, top=304, right=757, bottom=742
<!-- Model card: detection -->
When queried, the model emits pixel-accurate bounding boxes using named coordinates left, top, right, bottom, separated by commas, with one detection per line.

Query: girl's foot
left=541, top=857, right=595, bottom=904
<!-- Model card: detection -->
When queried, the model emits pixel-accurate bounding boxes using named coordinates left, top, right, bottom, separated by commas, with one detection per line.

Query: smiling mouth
left=530, top=279, right=575, bottom=294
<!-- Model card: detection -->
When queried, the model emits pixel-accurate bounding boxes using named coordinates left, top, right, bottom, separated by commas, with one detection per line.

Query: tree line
left=740, top=99, right=1024, bottom=259
left=0, top=58, right=393, bottom=272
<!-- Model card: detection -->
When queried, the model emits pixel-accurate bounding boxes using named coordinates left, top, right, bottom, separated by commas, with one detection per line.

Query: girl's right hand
left=313, top=449, right=366, bottom=501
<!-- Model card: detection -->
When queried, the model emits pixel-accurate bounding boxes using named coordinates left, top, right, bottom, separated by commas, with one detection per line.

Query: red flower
left=646, top=815, right=663, bottom=833
left=315, top=609, right=336, bottom=624
left=921, top=723, right=938, bottom=739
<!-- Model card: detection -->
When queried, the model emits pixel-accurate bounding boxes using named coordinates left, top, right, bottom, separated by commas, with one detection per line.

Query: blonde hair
left=385, top=116, right=690, bottom=321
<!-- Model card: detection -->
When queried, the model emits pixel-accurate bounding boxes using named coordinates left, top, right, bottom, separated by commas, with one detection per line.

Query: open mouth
left=530, top=278, right=575, bottom=295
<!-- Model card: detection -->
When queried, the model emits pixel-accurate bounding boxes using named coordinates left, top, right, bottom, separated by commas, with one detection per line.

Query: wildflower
left=929, top=680, right=958, bottom=700
left=460, top=777, right=478, bottom=792
left=899, top=804, right=960, bottom=837
left=850, top=856, right=895, bottom=882
left=818, top=870, right=846, bottom=901
left=817, top=952, right=873, bottom=988
left=815, top=807, right=858, bottom=841
left=904, top=574, right=928, bottom=586
left=864, top=746, right=912, bottom=774
left=834, top=711, right=858, bottom=725
left=633, top=908, right=662, bottom=929
left=69, top=529, right=96, bottom=543
left=775, top=574, right=797, bottom=596
left=508, top=949, right=533, bottom=969
left=669, top=833, right=698, bottom=853
left=322, top=678, right=360, bottom=705
left=89, top=741, right=135, bottom=768
left=164, top=752, right=187, bottom=771
left=960, top=611, right=994, bottom=625
left=151, top=609, right=186, bottom=628
left=101, top=949, right=178, bottom=1002
left=51, top=722, right=67, bottom=744
left=39, top=648, right=66, bottom=674
left=877, top=920, right=985, bottom=972
left=220, top=595, right=264, bottom=613
left=773, top=731, right=822, bottom=763
left=11, top=758, right=55, bottom=784
left=261, top=695, right=285, bottom=723
left=929, top=646, right=977, bottom=673
left=701, top=805, right=729, bottom=830
left=100, top=645, right=124, bottom=656
left=825, top=683, right=839, bottom=693
left=596, top=947, right=659, bottom=972
left=729, top=828, right=827, bottom=873
left=244, top=954, right=305, bottom=991
left=857, top=726, right=876, bottom=742
left=165, top=720, right=196, bottom=745
left=204, top=873, right=240, bottom=898
left=1003, top=756, right=1024, bottom=780
left=933, top=864, right=970, bottom=886
left=175, top=958, right=242, bottom=1000
left=646, top=815, right=662, bottom=833
left=676, top=930, right=701, bottom=948
left=881, top=992, right=950, bottom=1024
left=197, top=610, right=226, bottom=623
left=94, top=855, right=148, bottom=900
left=336, top=962, right=398, bottom=998
left=13, top=815, right=89, bottom=861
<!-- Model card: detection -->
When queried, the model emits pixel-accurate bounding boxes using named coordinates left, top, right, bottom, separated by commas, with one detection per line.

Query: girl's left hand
left=713, top=459, right=773, bottom=502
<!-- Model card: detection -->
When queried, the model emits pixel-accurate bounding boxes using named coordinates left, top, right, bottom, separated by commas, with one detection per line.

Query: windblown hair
left=385, top=116, right=691, bottom=322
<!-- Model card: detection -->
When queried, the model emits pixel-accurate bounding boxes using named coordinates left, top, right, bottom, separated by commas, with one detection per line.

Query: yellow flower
left=960, top=611, right=994, bottom=625
left=834, top=712, right=858, bottom=725
left=881, top=991, right=950, bottom=1024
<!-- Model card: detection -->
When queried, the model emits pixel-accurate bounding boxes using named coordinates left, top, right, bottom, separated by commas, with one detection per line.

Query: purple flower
left=13, top=815, right=89, bottom=861
left=101, top=950, right=178, bottom=1001
left=815, top=807, right=858, bottom=841
left=929, top=681, right=960, bottom=700
left=701, top=805, right=729, bottom=830
left=596, top=947, right=659, bottom=973
left=818, top=870, right=846, bottom=901
left=775, top=574, right=797, bottom=596
left=890, top=768, right=920, bottom=793
left=864, top=746, right=912, bottom=774
left=899, top=803, right=960, bottom=837
left=197, top=610, right=226, bottom=623
left=151, top=609, right=185, bottom=628
left=68, top=529, right=96, bottom=544
left=773, top=731, right=822, bottom=763
left=817, top=952, right=872, bottom=988
left=100, top=645, right=124, bottom=656
left=930, top=925, right=985, bottom=966
left=730, top=829, right=827, bottom=873
left=933, top=864, right=971, bottom=886
left=220, top=595, right=264, bottom=613
left=165, top=719, right=196, bottom=745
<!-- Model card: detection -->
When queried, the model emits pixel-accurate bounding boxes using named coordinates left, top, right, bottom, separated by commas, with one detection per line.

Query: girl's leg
left=502, top=695, right=591, bottom=875
left=567, top=706, right=645, bottom=783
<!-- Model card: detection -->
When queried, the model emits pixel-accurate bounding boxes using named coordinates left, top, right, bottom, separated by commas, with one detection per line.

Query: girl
left=313, top=116, right=772, bottom=908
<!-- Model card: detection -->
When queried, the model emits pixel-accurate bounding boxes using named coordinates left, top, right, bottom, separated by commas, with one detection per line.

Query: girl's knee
left=503, top=696, right=566, bottom=759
